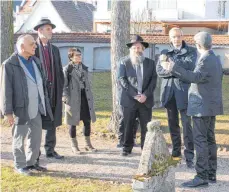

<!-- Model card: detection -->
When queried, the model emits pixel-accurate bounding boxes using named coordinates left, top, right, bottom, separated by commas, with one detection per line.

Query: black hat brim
left=126, top=42, right=149, bottom=49
left=34, top=23, right=56, bottom=31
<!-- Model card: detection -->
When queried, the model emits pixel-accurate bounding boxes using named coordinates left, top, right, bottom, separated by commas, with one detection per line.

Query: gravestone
left=132, top=120, right=179, bottom=192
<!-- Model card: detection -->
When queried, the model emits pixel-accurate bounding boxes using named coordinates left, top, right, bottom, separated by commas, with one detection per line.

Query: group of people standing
left=117, top=28, right=227, bottom=188
left=0, top=17, right=228, bottom=189
left=0, top=18, right=96, bottom=176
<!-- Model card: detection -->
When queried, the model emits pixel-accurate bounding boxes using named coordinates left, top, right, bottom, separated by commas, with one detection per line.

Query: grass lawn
left=1, top=72, right=229, bottom=192
left=1, top=166, right=131, bottom=192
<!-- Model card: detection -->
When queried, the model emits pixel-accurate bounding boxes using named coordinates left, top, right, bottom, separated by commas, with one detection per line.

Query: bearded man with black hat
left=33, top=18, right=64, bottom=160
left=118, top=35, right=157, bottom=156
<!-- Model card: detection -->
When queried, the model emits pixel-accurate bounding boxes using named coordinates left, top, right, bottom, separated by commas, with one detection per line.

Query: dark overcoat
left=156, top=41, right=197, bottom=110
left=35, top=44, right=64, bottom=129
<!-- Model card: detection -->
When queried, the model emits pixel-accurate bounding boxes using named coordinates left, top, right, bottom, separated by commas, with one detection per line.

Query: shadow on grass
left=215, top=129, right=229, bottom=135
left=95, top=114, right=111, bottom=119
left=33, top=170, right=133, bottom=183
left=216, top=120, right=229, bottom=124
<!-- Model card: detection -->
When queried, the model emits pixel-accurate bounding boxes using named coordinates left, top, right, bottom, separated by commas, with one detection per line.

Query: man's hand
left=138, top=94, right=147, bottom=103
left=167, top=58, right=175, bottom=72
left=6, top=114, right=14, bottom=126
left=134, top=95, right=141, bottom=100
left=62, top=96, right=69, bottom=103
left=161, top=61, right=170, bottom=70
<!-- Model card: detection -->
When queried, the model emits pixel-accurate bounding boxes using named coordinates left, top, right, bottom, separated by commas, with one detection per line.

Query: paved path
left=1, top=127, right=229, bottom=191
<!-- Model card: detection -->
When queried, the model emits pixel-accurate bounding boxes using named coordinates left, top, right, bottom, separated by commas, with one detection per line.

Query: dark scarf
left=71, top=62, right=86, bottom=89
left=37, top=38, right=56, bottom=107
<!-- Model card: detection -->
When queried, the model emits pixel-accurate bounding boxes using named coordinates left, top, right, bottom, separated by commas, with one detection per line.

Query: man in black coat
left=34, top=18, right=64, bottom=159
left=166, top=32, right=223, bottom=188
left=118, top=35, right=157, bottom=156
left=156, top=28, right=197, bottom=168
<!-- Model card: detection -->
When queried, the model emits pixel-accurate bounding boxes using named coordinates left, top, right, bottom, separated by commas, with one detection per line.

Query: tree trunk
left=1, top=1, right=14, bottom=64
left=109, top=0, right=130, bottom=132
left=0, top=1, right=13, bottom=119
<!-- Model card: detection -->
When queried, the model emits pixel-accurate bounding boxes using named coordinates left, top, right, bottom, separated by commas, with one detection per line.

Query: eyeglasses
left=74, top=53, right=82, bottom=56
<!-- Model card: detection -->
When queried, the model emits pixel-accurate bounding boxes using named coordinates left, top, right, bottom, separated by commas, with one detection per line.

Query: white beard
left=130, top=52, right=145, bottom=65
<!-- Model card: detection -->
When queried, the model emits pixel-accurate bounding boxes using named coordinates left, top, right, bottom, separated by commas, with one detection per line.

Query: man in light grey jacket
left=0, top=34, right=52, bottom=176
left=164, top=32, right=223, bottom=188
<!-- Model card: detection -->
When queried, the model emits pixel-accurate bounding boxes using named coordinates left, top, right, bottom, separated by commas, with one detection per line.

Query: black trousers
left=44, top=124, right=56, bottom=155
left=118, top=105, right=139, bottom=145
left=69, top=120, right=91, bottom=138
left=123, top=102, right=152, bottom=152
left=36, top=122, right=56, bottom=164
left=165, top=95, right=194, bottom=161
left=193, top=116, right=217, bottom=180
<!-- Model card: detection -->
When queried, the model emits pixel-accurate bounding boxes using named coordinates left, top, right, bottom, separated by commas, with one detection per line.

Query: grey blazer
left=171, top=50, right=223, bottom=117
left=18, top=58, right=46, bottom=119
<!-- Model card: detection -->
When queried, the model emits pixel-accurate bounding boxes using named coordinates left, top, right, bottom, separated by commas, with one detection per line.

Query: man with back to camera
left=165, top=31, right=223, bottom=187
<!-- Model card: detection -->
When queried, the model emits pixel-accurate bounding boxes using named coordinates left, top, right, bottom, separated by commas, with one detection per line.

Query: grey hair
left=16, top=34, right=31, bottom=51
left=169, top=27, right=183, bottom=37
left=194, top=31, right=212, bottom=50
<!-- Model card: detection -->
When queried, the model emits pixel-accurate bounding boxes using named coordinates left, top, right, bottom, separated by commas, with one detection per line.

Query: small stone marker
left=132, top=120, right=179, bottom=192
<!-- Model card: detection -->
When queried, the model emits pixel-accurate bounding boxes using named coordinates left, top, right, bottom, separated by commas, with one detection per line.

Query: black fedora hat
left=34, top=18, right=56, bottom=31
left=126, top=35, right=149, bottom=48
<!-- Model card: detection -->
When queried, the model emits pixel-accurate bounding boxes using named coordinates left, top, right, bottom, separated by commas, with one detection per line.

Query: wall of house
left=18, top=1, right=70, bottom=33
left=94, top=0, right=228, bottom=22
left=53, top=42, right=112, bottom=71
left=93, top=0, right=111, bottom=21
left=205, top=1, right=229, bottom=19
left=181, top=27, right=218, bottom=35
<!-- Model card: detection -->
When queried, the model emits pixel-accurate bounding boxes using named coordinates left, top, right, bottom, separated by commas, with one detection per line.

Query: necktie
left=136, top=64, right=143, bottom=94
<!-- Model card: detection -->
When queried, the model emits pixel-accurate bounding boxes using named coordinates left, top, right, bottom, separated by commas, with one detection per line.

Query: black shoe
left=182, top=176, right=208, bottom=188
left=186, top=161, right=194, bottom=169
left=46, top=151, right=64, bottom=159
left=14, top=168, right=31, bottom=176
left=172, top=153, right=182, bottom=158
left=116, top=143, right=123, bottom=148
left=26, top=164, right=47, bottom=172
left=121, top=151, right=131, bottom=156
left=209, top=176, right=216, bottom=183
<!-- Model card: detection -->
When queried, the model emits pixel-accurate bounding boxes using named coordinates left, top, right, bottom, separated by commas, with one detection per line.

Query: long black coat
left=35, top=44, right=64, bottom=129
left=118, top=56, right=157, bottom=109
left=171, top=50, right=223, bottom=116
left=156, top=41, right=197, bottom=110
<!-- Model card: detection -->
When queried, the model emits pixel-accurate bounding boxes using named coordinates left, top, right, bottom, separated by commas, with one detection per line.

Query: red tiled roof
left=14, top=33, right=229, bottom=46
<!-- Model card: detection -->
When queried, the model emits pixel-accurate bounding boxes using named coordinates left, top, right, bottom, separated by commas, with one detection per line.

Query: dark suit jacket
left=35, top=43, right=64, bottom=129
left=118, top=56, right=157, bottom=108
left=171, top=50, right=223, bottom=117
left=156, top=41, right=197, bottom=110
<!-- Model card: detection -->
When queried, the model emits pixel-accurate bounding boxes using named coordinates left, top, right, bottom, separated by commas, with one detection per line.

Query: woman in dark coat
left=62, top=48, right=96, bottom=154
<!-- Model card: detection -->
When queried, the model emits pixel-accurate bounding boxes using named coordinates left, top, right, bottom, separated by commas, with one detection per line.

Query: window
left=107, top=0, right=111, bottom=11
left=156, top=0, right=177, bottom=9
